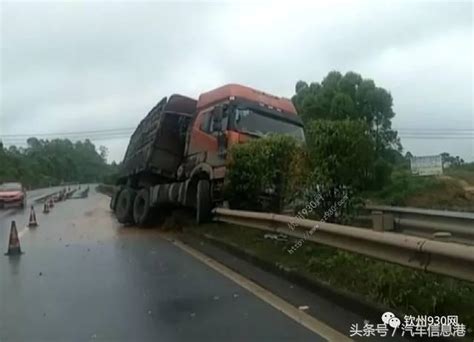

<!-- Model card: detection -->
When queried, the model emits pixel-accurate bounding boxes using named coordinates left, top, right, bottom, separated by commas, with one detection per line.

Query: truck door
left=187, top=109, right=225, bottom=167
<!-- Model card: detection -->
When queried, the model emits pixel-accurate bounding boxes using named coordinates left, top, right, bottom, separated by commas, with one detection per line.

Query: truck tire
left=116, top=188, right=136, bottom=224
left=133, top=188, right=151, bottom=226
left=196, top=179, right=211, bottom=224
left=110, top=188, right=122, bottom=212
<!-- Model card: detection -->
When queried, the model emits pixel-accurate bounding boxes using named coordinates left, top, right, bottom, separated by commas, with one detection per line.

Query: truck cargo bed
left=121, top=95, right=197, bottom=182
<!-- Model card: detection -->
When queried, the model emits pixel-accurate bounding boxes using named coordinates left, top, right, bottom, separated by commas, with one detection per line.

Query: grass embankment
left=445, top=167, right=474, bottom=188
left=190, top=223, right=474, bottom=331
left=365, top=170, right=474, bottom=211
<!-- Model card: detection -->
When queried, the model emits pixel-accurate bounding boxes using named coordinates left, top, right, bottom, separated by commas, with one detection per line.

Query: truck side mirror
left=212, top=106, right=224, bottom=132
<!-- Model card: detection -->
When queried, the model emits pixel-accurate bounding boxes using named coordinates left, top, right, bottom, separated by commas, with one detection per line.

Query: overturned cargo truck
left=110, top=84, right=305, bottom=225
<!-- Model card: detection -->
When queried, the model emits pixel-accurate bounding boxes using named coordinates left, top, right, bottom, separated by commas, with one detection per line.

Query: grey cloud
left=1, top=1, right=472, bottom=162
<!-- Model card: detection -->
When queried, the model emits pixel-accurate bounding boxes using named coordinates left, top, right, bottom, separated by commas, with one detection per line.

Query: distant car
left=0, top=182, right=26, bottom=209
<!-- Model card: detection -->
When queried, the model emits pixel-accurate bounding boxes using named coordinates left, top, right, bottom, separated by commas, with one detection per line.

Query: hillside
left=366, top=167, right=474, bottom=212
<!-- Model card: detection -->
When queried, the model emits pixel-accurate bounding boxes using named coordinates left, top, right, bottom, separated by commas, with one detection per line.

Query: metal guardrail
left=213, top=208, right=474, bottom=283
left=32, top=191, right=60, bottom=203
left=361, top=205, right=474, bottom=244
left=34, top=187, right=78, bottom=203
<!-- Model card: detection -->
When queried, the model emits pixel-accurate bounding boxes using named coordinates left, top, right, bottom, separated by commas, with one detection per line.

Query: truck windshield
left=233, top=108, right=305, bottom=141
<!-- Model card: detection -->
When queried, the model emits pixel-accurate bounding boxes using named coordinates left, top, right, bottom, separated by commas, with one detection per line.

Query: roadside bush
left=371, top=157, right=394, bottom=190
left=305, top=119, right=375, bottom=222
left=226, top=121, right=378, bottom=221
left=225, top=135, right=309, bottom=212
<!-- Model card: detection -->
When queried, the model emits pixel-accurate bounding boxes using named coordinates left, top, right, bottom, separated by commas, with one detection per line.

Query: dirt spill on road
left=66, top=194, right=192, bottom=242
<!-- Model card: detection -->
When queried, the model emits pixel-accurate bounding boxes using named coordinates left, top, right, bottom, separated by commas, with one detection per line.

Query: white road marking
left=168, top=237, right=352, bottom=342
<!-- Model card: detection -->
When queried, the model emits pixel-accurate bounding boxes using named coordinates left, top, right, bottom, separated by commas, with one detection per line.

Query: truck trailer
left=110, top=84, right=305, bottom=225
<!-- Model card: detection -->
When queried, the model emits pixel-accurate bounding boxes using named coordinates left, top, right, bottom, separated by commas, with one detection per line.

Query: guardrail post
left=383, top=213, right=394, bottom=231
left=371, top=211, right=394, bottom=231
left=371, top=211, right=383, bottom=231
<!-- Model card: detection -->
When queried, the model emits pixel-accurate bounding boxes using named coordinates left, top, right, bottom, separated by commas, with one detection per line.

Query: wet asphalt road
left=0, top=187, right=323, bottom=341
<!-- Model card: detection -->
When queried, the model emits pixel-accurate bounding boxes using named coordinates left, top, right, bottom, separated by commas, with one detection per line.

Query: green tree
left=0, top=138, right=117, bottom=188
left=99, top=145, right=109, bottom=162
left=292, top=71, right=401, bottom=155
left=441, top=152, right=465, bottom=167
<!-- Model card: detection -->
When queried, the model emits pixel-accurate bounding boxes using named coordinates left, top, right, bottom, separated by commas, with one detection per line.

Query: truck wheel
left=116, top=188, right=136, bottom=224
left=110, top=188, right=122, bottom=212
left=133, top=188, right=151, bottom=226
left=196, top=179, right=211, bottom=224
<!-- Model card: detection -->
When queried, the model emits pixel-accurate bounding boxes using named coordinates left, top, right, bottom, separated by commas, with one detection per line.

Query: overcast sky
left=1, top=0, right=473, bottom=162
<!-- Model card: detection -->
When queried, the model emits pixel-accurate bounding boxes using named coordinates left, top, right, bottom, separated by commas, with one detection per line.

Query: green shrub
left=304, top=119, right=375, bottom=222
left=225, top=135, right=308, bottom=212
left=372, top=158, right=394, bottom=190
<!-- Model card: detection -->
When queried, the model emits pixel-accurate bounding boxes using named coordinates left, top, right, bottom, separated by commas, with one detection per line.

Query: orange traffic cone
left=43, top=202, right=50, bottom=214
left=5, top=220, right=23, bottom=256
left=28, top=206, right=38, bottom=228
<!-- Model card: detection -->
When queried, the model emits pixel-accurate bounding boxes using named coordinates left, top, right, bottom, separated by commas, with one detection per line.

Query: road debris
left=264, top=233, right=288, bottom=242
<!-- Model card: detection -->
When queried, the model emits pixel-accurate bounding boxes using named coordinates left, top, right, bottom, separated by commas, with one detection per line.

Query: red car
left=0, top=182, right=26, bottom=209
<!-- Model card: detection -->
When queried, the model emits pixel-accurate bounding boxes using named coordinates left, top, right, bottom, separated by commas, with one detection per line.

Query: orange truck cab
left=113, top=84, right=304, bottom=225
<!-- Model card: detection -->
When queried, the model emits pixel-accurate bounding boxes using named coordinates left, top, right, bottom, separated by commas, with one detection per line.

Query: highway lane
left=0, top=185, right=62, bottom=216
left=1, top=188, right=329, bottom=341
left=0, top=186, right=64, bottom=242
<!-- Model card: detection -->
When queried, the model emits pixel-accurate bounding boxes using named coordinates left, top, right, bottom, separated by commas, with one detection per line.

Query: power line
left=1, top=135, right=132, bottom=143
left=399, top=133, right=473, bottom=137
left=1, top=125, right=473, bottom=137
left=398, top=132, right=474, bottom=135
left=397, top=128, right=474, bottom=131
left=400, top=136, right=474, bottom=140
left=0, top=127, right=135, bottom=137
left=1, top=126, right=473, bottom=143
